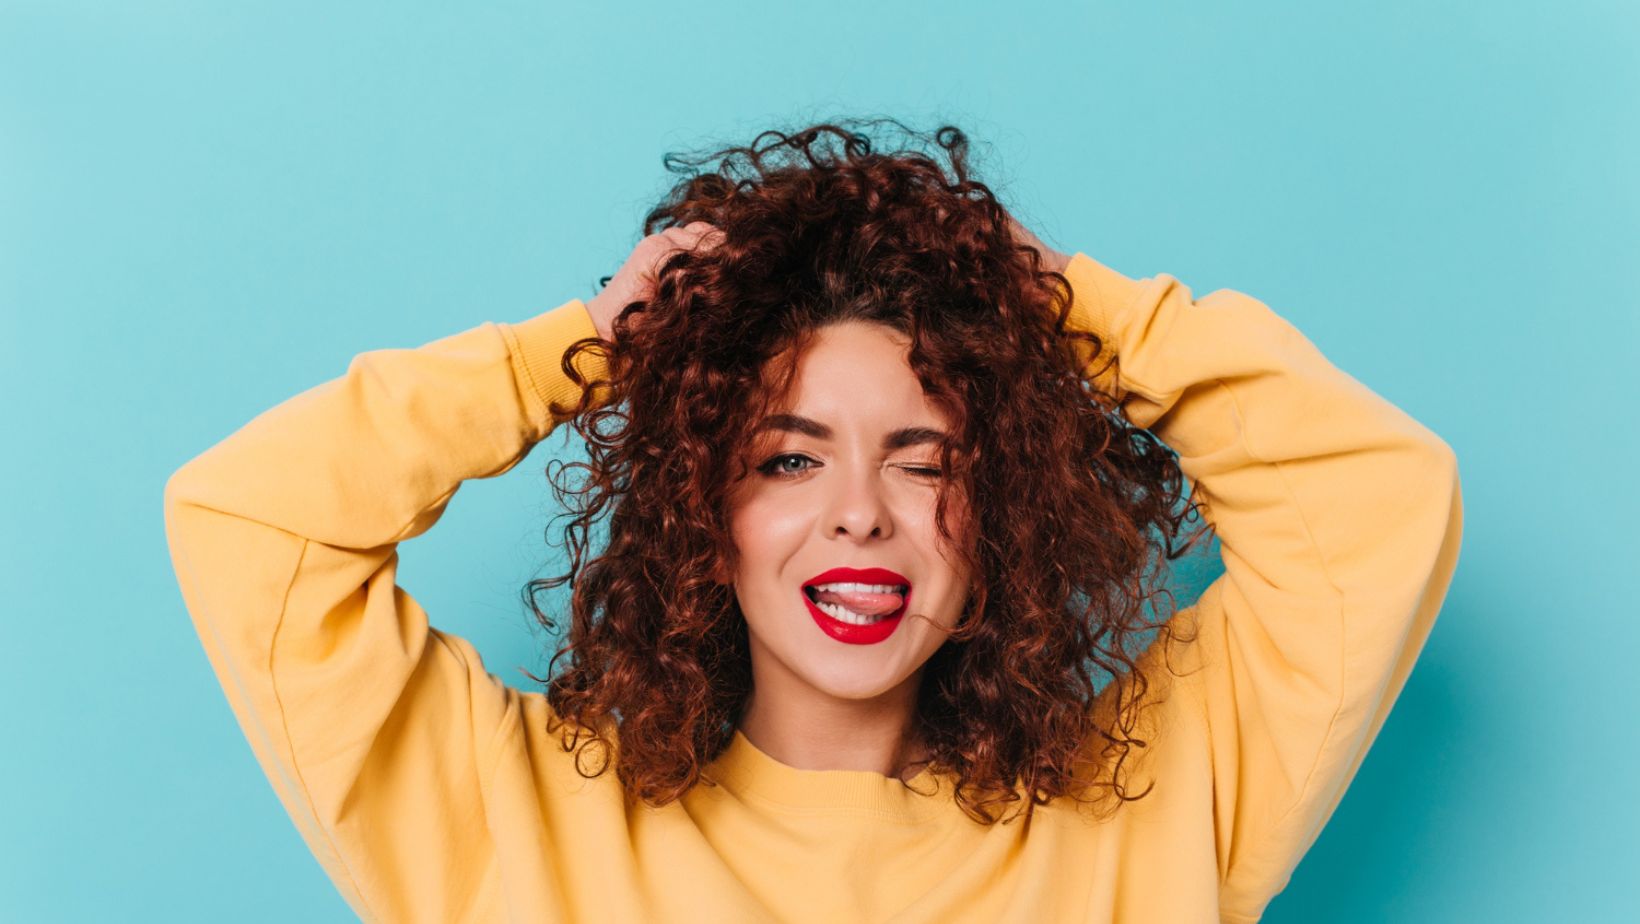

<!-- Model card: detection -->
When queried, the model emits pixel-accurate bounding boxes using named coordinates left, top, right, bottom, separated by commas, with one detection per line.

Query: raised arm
left=1059, top=252, right=1464, bottom=921
left=163, top=299, right=609, bottom=922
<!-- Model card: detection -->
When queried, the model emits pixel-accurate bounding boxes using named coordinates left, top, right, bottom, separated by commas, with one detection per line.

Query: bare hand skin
left=585, top=221, right=727, bottom=343
left=1005, top=213, right=1073, bottom=276
left=587, top=216, right=1058, bottom=343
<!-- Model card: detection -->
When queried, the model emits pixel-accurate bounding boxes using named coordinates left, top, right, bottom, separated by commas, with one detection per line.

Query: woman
left=164, top=119, right=1463, bottom=923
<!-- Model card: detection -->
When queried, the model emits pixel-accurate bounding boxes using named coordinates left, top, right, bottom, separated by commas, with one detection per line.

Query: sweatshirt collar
left=700, top=728, right=957, bottom=822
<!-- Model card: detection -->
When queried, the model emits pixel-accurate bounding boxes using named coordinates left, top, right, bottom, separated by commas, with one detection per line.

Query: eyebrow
left=755, top=413, right=949, bottom=451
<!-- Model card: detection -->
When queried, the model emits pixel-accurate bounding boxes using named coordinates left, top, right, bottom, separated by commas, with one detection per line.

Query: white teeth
left=808, top=582, right=908, bottom=594
left=815, top=600, right=892, bottom=625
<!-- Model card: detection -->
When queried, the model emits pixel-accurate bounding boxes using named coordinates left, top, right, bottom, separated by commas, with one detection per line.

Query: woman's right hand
left=585, top=221, right=726, bottom=343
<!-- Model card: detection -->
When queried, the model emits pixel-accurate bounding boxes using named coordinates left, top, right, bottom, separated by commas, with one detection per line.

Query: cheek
left=733, top=486, right=819, bottom=534
left=726, top=496, right=804, bottom=580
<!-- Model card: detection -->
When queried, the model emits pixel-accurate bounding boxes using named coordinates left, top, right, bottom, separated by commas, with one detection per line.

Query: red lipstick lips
left=800, top=566, right=912, bottom=645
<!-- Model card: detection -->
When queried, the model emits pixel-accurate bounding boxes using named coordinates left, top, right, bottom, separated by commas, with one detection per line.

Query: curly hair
left=520, top=116, right=1213, bottom=826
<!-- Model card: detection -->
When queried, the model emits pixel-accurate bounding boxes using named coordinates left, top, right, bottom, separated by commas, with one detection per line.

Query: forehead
left=772, top=321, right=942, bottom=418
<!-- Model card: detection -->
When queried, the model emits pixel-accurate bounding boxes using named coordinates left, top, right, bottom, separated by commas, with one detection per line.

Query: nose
left=823, top=465, right=893, bottom=541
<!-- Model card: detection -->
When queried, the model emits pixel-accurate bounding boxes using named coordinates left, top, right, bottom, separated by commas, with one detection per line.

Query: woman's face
left=724, top=320, right=974, bottom=709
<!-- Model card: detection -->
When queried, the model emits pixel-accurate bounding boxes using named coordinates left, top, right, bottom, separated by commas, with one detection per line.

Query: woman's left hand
left=1004, top=212, right=1072, bottom=275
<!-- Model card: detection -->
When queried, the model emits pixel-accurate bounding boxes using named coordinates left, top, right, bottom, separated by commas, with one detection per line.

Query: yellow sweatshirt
left=163, top=251, right=1463, bottom=923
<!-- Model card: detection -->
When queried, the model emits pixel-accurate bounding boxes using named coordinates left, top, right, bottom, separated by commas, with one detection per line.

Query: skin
left=723, top=320, right=975, bottom=783
left=583, top=214, right=1070, bottom=781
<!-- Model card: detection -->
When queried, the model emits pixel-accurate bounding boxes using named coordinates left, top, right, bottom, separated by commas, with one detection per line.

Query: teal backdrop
left=3, top=1, right=1635, bottom=920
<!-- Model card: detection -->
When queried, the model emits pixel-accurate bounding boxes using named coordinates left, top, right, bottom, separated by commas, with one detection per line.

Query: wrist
left=585, top=297, right=615, bottom=342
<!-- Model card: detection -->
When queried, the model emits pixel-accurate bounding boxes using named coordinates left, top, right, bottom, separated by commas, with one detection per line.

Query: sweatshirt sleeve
left=162, top=299, right=610, bottom=923
left=1059, top=253, right=1464, bottom=922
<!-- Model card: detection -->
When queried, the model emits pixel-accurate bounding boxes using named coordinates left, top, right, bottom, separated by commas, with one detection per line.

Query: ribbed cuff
left=498, top=298, right=612, bottom=428
left=1062, top=251, right=1148, bottom=347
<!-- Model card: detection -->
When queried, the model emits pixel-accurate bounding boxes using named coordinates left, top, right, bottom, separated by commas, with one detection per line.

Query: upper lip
left=802, top=567, right=911, bottom=592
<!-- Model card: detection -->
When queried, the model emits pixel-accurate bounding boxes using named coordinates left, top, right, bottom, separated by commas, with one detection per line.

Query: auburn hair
left=521, top=116, right=1212, bottom=825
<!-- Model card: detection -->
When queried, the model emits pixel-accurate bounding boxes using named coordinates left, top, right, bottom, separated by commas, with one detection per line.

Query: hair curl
left=521, top=116, right=1213, bottom=826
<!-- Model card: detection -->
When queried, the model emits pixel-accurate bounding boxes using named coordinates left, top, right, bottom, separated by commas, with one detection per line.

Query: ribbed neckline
left=701, top=729, right=958, bottom=822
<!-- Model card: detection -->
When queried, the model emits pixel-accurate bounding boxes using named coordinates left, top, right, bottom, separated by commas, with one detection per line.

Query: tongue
left=815, top=588, right=904, bottom=617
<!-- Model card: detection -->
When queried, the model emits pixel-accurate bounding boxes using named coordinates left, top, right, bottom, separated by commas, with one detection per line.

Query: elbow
left=162, top=461, right=212, bottom=537
left=1438, top=440, right=1460, bottom=511
left=162, top=467, right=194, bottom=552
left=1431, top=438, right=1459, bottom=495
left=1402, top=436, right=1463, bottom=563
left=162, top=464, right=194, bottom=516
left=1414, top=425, right=1460, bottom=502
left=163, top=468, right=182, bottom=515
left=1427, top=438, right=1464, bottom=561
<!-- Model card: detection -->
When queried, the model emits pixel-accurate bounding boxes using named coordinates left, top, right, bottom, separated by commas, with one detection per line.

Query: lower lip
left=803, top=588, right=910, bottom=645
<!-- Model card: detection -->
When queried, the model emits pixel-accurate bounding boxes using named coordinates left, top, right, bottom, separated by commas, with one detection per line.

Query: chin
left=800, top=655, right=917, bottom=702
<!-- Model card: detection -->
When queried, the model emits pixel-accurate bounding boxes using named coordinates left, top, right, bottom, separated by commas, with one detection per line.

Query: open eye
left=756, top=453, right=817, bottom=479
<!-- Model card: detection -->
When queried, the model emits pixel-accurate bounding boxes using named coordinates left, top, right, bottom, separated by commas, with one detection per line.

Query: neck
left=736, top=670, right=929, bottom=783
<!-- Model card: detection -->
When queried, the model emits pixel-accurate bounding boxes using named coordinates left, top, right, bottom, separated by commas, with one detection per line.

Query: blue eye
left=757, top=453, right=816, bottom=478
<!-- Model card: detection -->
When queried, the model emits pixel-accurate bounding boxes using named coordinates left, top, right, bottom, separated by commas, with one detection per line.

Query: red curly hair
left=522, top=117, right=1212, bottom=825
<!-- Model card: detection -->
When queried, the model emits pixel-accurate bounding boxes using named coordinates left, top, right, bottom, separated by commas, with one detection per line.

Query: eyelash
left=756, top=453, right=943, bottom=481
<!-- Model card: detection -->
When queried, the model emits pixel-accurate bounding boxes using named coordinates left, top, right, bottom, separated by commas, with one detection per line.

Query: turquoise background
left=4, top=1, right=1636, bottom=920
